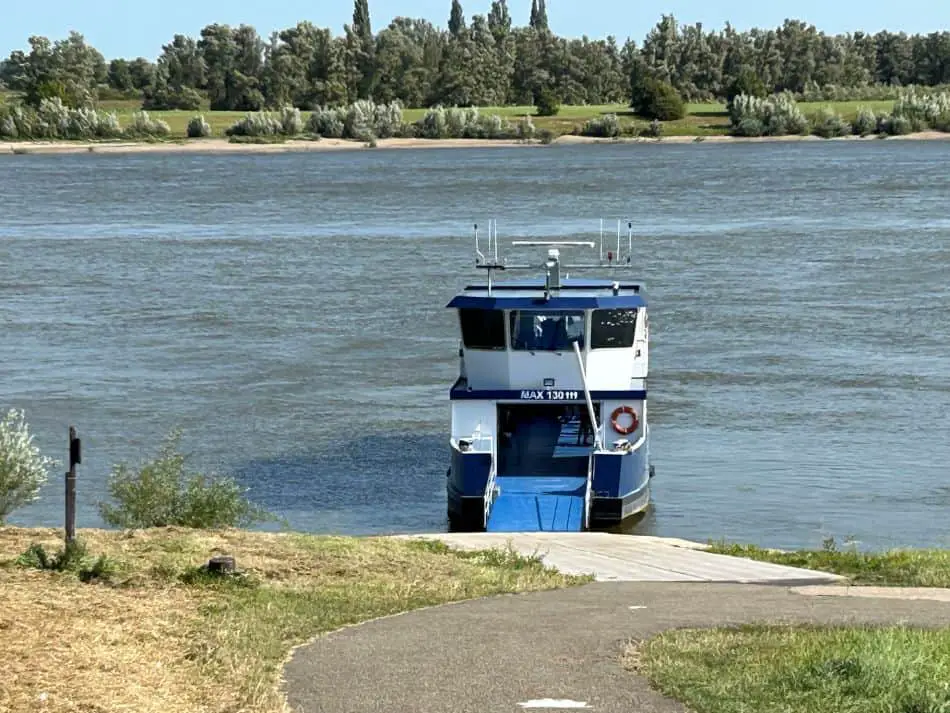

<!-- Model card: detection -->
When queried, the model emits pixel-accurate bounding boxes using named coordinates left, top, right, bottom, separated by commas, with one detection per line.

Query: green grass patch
left=633, top=624, right=950, bottom=713
left=708, top=539, right=950, bottom=587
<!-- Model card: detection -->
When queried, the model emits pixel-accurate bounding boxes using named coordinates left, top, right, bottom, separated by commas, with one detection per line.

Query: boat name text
left=519, top=390, right=580, bottom=401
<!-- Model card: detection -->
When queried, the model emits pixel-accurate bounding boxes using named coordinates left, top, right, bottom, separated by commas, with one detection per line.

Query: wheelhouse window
left=509, top=310, right=585, bottom=351
left=458, top=308, right=506, bottom=350
left=590, top=309, right=638, bottom=349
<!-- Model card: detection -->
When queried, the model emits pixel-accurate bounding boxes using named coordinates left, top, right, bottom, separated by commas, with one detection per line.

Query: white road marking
left=629, top=605, right=647, bottom=610
left=518, top=700, right=590, bottom=709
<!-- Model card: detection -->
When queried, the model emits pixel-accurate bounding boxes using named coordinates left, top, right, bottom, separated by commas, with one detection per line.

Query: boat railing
left=483, top=460, right=498, bottom=529
left=472, top=219, right=638, bottom=295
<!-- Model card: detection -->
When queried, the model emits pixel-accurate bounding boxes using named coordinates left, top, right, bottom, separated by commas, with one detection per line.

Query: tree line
left=3, top=3, right=950, bottom=112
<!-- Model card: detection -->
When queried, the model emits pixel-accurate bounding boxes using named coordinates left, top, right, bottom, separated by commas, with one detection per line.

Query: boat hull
left=446, top=434, right=652, bottom=533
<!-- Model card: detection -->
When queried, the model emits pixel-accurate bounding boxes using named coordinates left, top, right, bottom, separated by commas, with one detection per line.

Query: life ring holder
left=610, top=406, right=639, bottom=435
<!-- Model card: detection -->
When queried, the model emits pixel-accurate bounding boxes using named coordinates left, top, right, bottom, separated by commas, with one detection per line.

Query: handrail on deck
left=572, top=340, right=602, bottom=530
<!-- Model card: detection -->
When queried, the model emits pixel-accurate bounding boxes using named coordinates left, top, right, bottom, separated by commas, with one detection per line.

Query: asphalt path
left=284, top=582, right=950, bottom=713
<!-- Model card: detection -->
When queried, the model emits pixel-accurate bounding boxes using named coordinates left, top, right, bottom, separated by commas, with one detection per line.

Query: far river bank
left=3, top=130, right=950, bottom=155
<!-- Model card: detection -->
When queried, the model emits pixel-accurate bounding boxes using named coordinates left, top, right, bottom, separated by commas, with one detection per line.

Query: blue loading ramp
left=486, top=476, right=588, bottom=532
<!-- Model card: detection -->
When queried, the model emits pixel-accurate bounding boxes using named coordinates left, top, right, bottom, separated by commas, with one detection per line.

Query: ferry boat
left=446, top=220, right=653, bottom=533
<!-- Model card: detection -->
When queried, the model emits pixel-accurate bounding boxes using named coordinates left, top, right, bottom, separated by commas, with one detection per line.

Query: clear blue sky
left=3, top=0, right=949, bottom=60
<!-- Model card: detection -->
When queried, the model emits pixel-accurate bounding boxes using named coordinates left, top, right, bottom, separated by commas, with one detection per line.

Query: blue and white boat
left=446, top=221, right=654, bottom=533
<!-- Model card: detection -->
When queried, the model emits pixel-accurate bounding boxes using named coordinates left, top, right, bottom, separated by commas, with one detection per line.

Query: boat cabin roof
left=446, top=278, right=647, bottom=311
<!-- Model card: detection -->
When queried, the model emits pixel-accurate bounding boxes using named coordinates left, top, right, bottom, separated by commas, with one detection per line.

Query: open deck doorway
left=496, top=403, right=601, bottom=478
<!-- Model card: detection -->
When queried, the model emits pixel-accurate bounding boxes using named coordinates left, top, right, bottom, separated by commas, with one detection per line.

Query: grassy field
left=709, top=540, right=950, bottom=587
left=0, top=527, right=586, bottom=713
left=633, top=541, right=950, bottom=713
left=76, top=99, right=903, bottom=139
left=632, top=625, right=950, bottom=713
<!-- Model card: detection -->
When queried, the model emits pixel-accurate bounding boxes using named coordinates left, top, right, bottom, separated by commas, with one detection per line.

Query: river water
left=1, top=140, right=948, bottom=550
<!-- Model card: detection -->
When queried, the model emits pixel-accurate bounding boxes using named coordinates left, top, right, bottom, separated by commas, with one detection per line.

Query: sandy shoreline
left=3, top=131, right=949, bottom=155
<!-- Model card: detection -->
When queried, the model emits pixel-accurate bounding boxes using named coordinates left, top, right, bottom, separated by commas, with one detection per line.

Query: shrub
left=890, top=90, right=950, bottom=132
left=0, top=113, right=16, bottom=139
left=811, top=107, right=851, bottom=138
left=878, top=113, right=915, bottom=136
left=515, top=115, right=536, bottom=140
left=343, top=99, right=377, bottom=141
left=645, top=118, right=663, bottom=137
left=225, top=111, right=284, bottom=137
left=733, top=117, right=765, bottom=137
left=417, top=106, right=448, bottom=138
left=475, top=112, right=514, bottom=139
left=853, top=107, right=878, bottom=136
left=124, top=111, right=171, bottom=138
left=97, top=429, right=274, bottom=530
left=728, top=93, right=808, bottom=136
left=581, top=114, right=621, bottom=138
left=16, top=539, right=118, bottom=583
left=339, top=100, right=403, bottom=140
left=0, top=409, right=57, bottom=524
left=307, top=106, right=345, bottom=138
left=631, top=78, right=686, bottom=121
left=534, top=87, right=560, bottom=117
left=537, top=127, right=556, bottom=144
left=280, top=106, right=303, bottom=135
left=186, top=114, right=212, bottom=138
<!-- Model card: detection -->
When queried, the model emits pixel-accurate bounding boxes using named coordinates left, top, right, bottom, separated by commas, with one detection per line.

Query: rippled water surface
left=2, top=141, right=949, bottom=549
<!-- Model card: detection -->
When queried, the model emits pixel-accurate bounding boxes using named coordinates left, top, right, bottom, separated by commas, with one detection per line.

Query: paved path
left=394, top=532, right=846, bottom=584
left=284, top=581, right=950, bottom=713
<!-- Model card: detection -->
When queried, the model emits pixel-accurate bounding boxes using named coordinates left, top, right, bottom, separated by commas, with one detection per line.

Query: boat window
left=458, top=308, right=507, bottom=350
left=590, top=309, right=637, bottom=349
left=509, top=311, right=585, bottom=351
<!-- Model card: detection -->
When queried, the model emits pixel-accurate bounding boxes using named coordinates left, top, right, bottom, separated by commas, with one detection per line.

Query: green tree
left=448, top=0, right=466, bottom=39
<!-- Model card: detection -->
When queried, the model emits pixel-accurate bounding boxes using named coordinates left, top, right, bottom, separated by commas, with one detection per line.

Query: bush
left=878, top=113, right=915, bottom=136
left=645, top=118, right=663, bottom=137
left=581, top=114, right=621, bottom=138
left=516, top=115, right=536, bottom=140
left=0, top=409, right=57, bottom=523
left=534, top=87, right=560, bottom=117
left=187, top=114, right=212, bottom=138
left=124, top=110, right=171, bottom=138
left=343, top=100, right=377, bottom=141
left=853, top=107, right=878, bottom=136
left=728, top=93, right=808, bottom=136
left=280, top=106, right=303, bottom=136
left=632, top=78, right=686, bottom=121
left=811, top=107, right=851, bottom=138
left=537, top=127, right=556, bottom=144
left=16, top=539, right=117, bottom=583
left=226, top=111, right=284, bottom=137
left=733, top=117, right=765, bottom=137
left=307, top=106, right=345, bottom=138
left=891, top=90, right=950, bottom=132
left=97, top=429, right=275, bottom=530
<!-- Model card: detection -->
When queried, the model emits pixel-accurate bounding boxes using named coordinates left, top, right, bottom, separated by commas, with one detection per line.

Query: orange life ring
left=610, top=406, right=639, bottom=435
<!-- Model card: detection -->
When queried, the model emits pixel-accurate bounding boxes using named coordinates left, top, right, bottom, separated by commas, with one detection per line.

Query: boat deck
left=486, top=476, right=587, bottom=532
left=396, top=533, right=846, bottom=584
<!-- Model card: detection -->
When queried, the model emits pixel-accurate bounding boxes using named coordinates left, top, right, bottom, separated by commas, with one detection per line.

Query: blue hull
left=447, top=435, right=652, bottom=532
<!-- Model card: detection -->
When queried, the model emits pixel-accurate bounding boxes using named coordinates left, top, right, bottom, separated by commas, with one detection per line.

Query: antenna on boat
left=599, top=219, right=604, bottom=263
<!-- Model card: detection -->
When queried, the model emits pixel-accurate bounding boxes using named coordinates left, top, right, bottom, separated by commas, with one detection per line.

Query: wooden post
left=65, top=426, right=81, bottom=544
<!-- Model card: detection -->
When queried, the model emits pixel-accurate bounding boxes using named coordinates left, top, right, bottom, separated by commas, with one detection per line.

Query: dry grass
left=0, top=527, right=585, bottom=713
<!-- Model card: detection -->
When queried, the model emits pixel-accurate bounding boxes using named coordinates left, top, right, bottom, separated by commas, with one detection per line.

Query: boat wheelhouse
left=447, top=221, right=653, bottom=533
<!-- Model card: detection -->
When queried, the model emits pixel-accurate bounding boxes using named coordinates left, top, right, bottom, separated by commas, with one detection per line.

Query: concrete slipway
left=393, top=532, right=846, bottom=584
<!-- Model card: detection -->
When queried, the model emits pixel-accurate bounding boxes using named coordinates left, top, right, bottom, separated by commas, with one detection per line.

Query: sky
left=3, top=0, right=949, bottom=61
